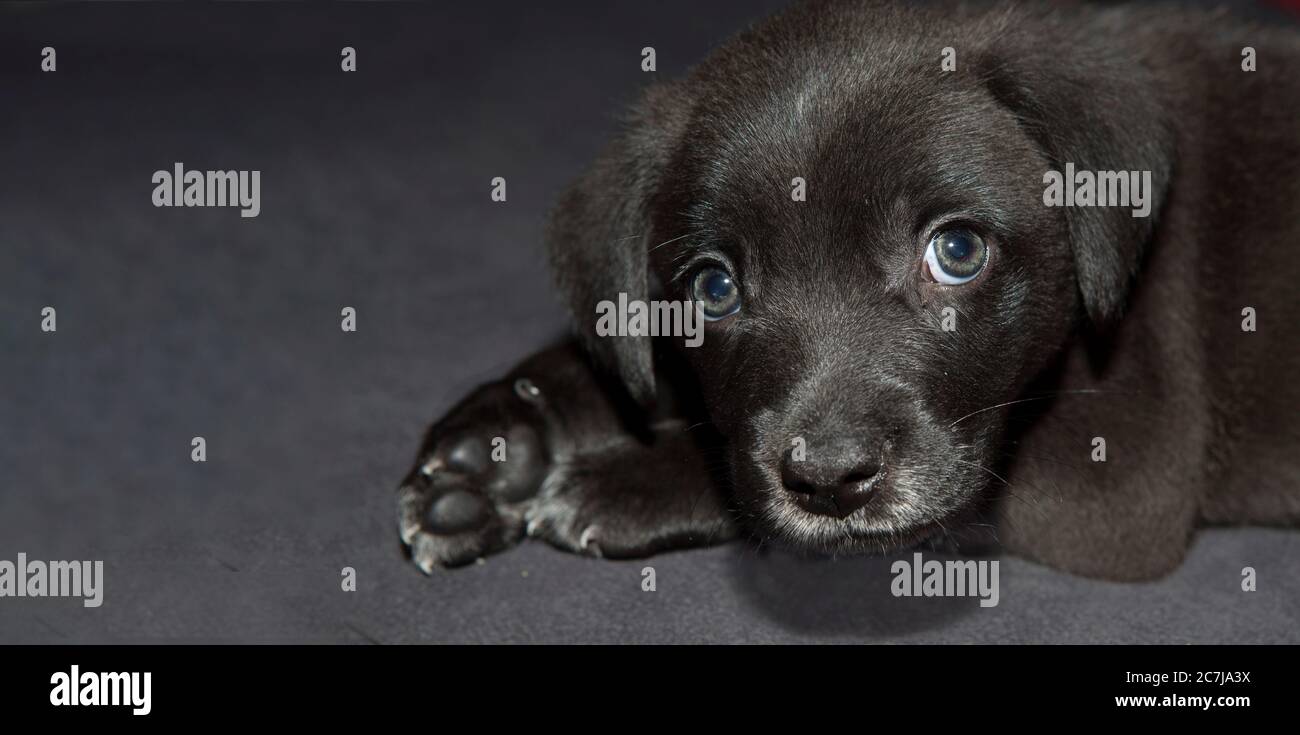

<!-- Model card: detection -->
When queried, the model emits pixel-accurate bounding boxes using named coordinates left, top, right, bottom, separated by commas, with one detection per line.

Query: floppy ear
left=977, top=32, right=1175, bottom=324
left=546, top=83, right=690, bottom=406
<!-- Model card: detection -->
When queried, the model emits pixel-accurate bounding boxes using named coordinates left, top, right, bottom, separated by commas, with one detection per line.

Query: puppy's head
left=547, top=1, right=1172, bottom=553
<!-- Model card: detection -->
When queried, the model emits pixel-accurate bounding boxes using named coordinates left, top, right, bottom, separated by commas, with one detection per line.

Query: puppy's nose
left=780, top=444, right=882, bottom=518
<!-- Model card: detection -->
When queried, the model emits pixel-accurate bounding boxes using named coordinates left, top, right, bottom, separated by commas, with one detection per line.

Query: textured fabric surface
left=0, top=1, right=1295, bottom=644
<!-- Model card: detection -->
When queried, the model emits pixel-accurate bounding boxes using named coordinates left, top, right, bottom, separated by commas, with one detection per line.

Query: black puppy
left=397, top=0, right=1300, bottom=580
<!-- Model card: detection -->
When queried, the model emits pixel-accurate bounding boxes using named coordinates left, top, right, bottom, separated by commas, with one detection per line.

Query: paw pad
left=425, top=489, right=488, bottom=534
left=398, top=377, right=556, bottom=571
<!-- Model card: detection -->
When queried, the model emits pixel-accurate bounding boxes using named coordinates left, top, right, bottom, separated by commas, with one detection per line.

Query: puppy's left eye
left=924, top=228, right=988, bottom=285
left=690, top=265, right=741, bottom=321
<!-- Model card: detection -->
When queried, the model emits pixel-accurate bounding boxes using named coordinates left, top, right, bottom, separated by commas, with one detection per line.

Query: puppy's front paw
left=397, top=378, right=552, bottom=571
left=518, top=455, right=693, bottom=560
left=520, top=469, right=607, bottom=558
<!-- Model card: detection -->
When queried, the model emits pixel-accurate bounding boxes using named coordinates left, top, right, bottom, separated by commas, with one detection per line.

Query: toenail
left=399, top=521, right=421, bottom=545
left=514, top=378, right=542, bottom=403
left=419, top=457, right=442, bottom=476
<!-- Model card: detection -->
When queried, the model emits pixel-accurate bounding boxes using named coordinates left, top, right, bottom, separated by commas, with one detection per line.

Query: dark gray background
left=1, top=1, right=1296, bottom=643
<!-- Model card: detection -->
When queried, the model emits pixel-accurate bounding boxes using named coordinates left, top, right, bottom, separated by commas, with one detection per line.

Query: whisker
left=949, top=389, right=1108, bottom=428
left=648, top=231, right=698, bottom=253
left=953, top=458, right=1051, bottom=521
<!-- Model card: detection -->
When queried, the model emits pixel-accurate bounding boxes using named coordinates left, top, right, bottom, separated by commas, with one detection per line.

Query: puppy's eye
left=924, top=228, right=988, bottom=285
left=690, top=265, right=741, bottom=320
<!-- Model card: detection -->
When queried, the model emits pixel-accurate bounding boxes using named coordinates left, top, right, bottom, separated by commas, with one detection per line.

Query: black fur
left=397, top=0, right=1300, bottom=580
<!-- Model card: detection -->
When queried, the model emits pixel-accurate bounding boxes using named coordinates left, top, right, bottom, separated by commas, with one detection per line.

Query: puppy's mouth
left=765, top=492, right=953, bottom=555
left=764, top=479, right=946, bottom=553
left=742, top=449, right=979, bottom=556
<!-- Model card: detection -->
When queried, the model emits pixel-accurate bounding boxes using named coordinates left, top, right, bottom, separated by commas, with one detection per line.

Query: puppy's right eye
left=690, top=265, right=741, bottom=321
left=924, top=228, right=988, bottom=285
